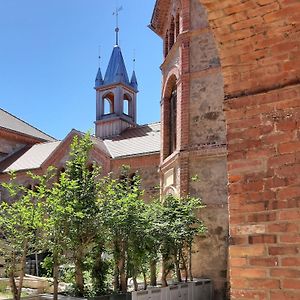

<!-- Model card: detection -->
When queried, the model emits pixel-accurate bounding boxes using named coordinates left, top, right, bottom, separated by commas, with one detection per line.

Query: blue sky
left=0, top=0, right=162, bottom=140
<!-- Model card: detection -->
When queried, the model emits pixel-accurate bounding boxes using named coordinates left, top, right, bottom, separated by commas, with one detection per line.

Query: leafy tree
left=58, top=134, right=103, bottom=297
left=0, top=175, right=43, bottom=300
left=98, top=167, right=145, bottom=293
left=157, top=194, right=206, bottom=286
left=30, top=168, right=71, bottom=300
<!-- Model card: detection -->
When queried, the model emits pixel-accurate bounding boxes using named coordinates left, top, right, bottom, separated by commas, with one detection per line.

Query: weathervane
left=113, top=6, right=123, bottom=46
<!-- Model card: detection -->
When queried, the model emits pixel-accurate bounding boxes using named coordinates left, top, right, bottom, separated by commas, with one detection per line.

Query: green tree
left=30, top=168, right=70, bottom=300
left=99, top=167, right=145, bottom=293
left=0, top=175, right=43, bottom=300
left=58, top=134, right=103, bottom=297
left=157, top=194, right=206, bottom=286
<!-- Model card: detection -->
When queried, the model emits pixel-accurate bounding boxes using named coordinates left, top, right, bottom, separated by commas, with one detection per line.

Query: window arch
left=175, top=13, right=180, bottom=39
left=169, top=88, right=177, bottom=155
left=123, top=94, right=132, bottom=116
left=164, top=30, right=169, bottom=58
left=102, top=92, right=115, bottom=115
left=169, top=17, right=175, bottom=50
left=163, top=75, right=178, bottom=158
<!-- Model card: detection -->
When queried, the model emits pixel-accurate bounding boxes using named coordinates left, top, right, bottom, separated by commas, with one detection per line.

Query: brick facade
left=153, top=0, right=228, bottom=298
left=197, top=0, right=300, bottom=299
left=152, top=0, right=300, bottom=299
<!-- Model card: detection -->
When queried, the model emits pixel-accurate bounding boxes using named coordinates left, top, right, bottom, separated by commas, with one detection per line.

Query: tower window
left=103, top=92, right=115, bottom=115
left=164, top=30, right=169, bottom=58
left=169, top=17, right=175, bottom=50
left=169, top=89, right=177, bottom=155
left=123, top=94, right=132, bottom=116
left=175, top=13, right=180, bottom=38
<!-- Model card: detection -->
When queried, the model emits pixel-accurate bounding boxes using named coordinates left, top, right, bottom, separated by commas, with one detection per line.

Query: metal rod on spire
left=98, top=45, right=101, bottom=67
left=133, top=49, right=136, bottom=71
left=113, top=6, right=123, bottom=46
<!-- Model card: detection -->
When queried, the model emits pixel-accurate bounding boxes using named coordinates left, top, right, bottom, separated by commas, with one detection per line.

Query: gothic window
left=175, top=13, right=180, bottom=38
left=169, top=89, right=177, bottom=156
left=164, top=30, right=169, bottom=58
left=169, top=17, right=175, bottom=50
left=103, top=92, right=115, bottom=115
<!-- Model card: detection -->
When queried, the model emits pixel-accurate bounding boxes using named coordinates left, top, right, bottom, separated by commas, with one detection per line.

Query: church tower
left=94, top=27, right=138, bottom=139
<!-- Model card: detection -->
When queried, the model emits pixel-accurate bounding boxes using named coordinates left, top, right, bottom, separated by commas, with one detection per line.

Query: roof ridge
left=0, top=108, right=56, bottom=141
left=134, top=121, right=160, bottom=128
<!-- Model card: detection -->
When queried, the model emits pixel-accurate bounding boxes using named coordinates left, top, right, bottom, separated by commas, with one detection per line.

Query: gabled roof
left=103, top=45, right=130, bottom=87
left=0, top=123, right=161, bottom=173
left=103, top=122, right=160, bottom=159
left=1, top=141, right=61, bottom=173
left=0, top=108, right=56, bottom=142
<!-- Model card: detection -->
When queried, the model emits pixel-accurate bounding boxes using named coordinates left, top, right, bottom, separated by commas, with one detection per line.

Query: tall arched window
left=169, top=17, right=175, bottom=50
left=103, top=92, right=115, bottom=115
left=164, top=30, right=169, bottom=58
left=169, top=89, right=177, bottom=155
left=175, top=13, right=180, bottom=39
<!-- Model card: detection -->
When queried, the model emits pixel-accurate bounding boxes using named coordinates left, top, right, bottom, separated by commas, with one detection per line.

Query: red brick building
left=1, top=0, right=300, bottom=299
left=150, top=0, right=300, bottom=299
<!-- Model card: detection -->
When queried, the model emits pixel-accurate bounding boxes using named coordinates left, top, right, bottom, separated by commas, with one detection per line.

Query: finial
left=113, top=6, right=123, bottom=46
left=98, top=45, right=101, bottom=67
left=133, top=49, right=136, bottom=71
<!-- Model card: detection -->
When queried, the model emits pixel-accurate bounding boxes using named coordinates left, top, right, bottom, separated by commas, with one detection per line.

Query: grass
left=0, top=290, right=30, bottom=299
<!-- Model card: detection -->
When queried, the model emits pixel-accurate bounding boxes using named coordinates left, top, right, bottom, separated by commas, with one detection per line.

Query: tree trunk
left=118, top=245, right=127, bottom=293
left=9, top=273, right=18, bottom=300
left=118, top=241, right=127, bottom=293
left=179, top=249, right=188, bottom=282
left=188, top=243, right=193, bottom=282
left=161, top=257, right=169, bottom=287
left=142, top=271, right=147, bottom=290
left=113, top=261, right=120, bottom=292
left=133, top=276, right=138, bottom=291
left=17, top=238, right=29, bottom=300
left=53, top=252, right=59, bottom=300
left=150, top=259, right=157, bottom=286
left=8, top=252, right=18, bottom=300
left=175, top=258, right=181, bottom=283
left=74, top=250, right=84, bottom=297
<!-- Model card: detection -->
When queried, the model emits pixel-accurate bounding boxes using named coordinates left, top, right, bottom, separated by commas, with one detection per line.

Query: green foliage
left=40, top=256, right=54, bottom=278
left=0, top=173, right=44, bottom=300
left=1, top=132, right=207, bottom=296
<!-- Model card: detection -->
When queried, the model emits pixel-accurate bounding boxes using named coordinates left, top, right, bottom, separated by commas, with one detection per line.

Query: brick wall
left=225, top=85, right=300, bottom=299
left=192, top=0, right=300, bottom=298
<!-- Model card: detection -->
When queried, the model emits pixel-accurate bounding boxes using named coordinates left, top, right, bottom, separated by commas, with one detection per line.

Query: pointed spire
left=130, top=70, right=138, bottom=91
left=103, top=45, right=130, bottom=86
left=95, top=67, right=103, bottom=88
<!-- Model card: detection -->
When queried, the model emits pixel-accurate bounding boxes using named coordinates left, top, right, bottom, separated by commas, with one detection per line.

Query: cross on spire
left=113, top=6, right=123, bottom=46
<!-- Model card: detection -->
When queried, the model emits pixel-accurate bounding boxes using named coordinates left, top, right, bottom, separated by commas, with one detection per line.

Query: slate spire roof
left=95, top=67, right=104, bottom=88
left=130, top=70, right=138, bottom=91
left=103, top=45, right=130, bottom=86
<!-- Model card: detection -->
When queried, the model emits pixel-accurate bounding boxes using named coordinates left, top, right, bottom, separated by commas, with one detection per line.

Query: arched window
left=163, top=75, right=177, bottom=159
left=164, top=30, right=169, bottom=58
left=175, top=13, right=180, bottom=39
left=169, top=17, right=175, bottom=50
left=123, top=94, right=132, bottom=116
left=169, top=89, right=177, bottom=155
left=103, top=92, right=115, bottom=115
